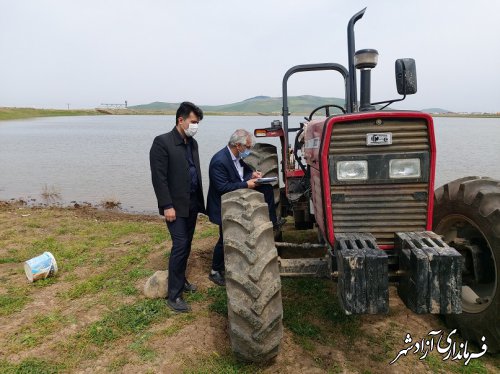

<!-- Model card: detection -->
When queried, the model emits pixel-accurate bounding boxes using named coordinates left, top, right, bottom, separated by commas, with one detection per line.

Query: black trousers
left=257, top=184, right=277, bottom=224
left=166, top=195, right=198, bottom=301
left=212, top=184, right=276, bottom=272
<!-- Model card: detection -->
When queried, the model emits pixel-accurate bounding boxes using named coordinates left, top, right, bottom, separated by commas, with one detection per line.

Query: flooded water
left=0, top=115, right=499, bottom=214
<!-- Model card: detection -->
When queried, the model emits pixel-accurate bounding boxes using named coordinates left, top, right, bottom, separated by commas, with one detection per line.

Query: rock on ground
left=144, top=270, right=168, bottom=299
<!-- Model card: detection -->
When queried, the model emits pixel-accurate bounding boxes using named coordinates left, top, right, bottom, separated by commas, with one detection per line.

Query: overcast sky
left=1, top=0, right=499, bottom=112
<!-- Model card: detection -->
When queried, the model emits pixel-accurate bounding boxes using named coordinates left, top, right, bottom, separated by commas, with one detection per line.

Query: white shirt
left=227, top=146, right=244, bottom=181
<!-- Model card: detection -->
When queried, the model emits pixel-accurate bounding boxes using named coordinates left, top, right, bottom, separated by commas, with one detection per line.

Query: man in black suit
left=149, top=101, right=205, bottom=313
left=206, top=129, right=281, bottom=286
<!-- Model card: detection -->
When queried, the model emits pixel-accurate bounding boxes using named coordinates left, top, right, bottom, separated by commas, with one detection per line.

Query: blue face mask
left=239, top=148, right=251, bottom=159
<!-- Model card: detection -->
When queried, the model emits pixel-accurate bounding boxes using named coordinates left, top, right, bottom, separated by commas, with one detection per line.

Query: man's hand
left=164, top=207, right=176, bottom=222
left=252, top=171, right=262, bottom=179
left=246, top=178, right=259, bottom=189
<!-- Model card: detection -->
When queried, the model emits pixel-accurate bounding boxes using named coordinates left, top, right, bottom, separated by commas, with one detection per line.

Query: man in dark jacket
left=206, top=129, right=280, bottom=286
left=149, top=101, right=205, bottom=312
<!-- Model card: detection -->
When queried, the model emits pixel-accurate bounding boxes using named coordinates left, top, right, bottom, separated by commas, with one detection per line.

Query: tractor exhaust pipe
left=355, top=49, right=379, bottom=111
left=347, top=8, right=366, bottom=113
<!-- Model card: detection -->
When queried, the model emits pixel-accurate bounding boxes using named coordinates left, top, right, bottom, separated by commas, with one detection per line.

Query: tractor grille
left=329, top=118, right=430, bottom=246
left=329, top=119, right=429, bottom=154
left=331, top=184, right=428, bottom=245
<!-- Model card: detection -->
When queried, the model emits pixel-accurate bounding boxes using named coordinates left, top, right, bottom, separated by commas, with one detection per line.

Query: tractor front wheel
left=433, top=176, right=500, bottom=352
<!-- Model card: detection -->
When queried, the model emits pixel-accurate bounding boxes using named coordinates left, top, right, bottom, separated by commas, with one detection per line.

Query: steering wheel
left=307, top=104, right=346, bottom=121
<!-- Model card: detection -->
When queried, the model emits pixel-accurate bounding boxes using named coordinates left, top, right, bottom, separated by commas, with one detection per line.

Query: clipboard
left=255, top=177, right=278, bottom=184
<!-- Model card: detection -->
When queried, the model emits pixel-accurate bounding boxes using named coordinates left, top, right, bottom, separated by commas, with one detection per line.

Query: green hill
left=131, top=101, right=180, bottom=111
left=421, top=107, right=452, bottom=114
left=130, top=95, right=346, bottom=115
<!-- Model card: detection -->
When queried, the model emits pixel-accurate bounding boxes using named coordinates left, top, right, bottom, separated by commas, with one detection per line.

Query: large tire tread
left=434, top=176, right=500, bottom=353
left=222, top=189, right=283, bottom=362
left=245, top=143, right=280, bottom=207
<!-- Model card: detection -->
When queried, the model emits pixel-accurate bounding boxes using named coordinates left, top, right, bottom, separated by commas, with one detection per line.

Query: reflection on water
left=0, top=115, right=499, bottom=214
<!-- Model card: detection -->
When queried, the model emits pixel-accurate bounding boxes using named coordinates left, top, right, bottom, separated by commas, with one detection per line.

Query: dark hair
left=176, top=101, right=203, bottom=124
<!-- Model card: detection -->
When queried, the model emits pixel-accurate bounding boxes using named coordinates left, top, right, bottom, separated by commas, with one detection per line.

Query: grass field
left=0, top=107, right=271, bottom=120
left=0, top=108, right=103, bottom=121
left=0, top=201, right=498, bottom=373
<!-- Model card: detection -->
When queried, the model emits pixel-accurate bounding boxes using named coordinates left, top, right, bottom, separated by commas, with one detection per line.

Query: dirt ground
left=0, top=202, right=498, bottom=373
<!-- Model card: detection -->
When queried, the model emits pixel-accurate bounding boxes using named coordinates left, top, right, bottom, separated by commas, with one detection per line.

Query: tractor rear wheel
left=221, top=189, right=283, bottom=362
left=245, top=143, right=282, bottom=239
left=433, top=176, right=500, bottom=352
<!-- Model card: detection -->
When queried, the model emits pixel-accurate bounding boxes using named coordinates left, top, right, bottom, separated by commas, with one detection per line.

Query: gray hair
left=228, top=129, right=254, bottom=147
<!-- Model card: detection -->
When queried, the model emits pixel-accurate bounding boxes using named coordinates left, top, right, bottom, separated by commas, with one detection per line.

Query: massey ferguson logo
left=371, top=134, right=388, bottom=143
left=366, top=132, right=392, bottom=146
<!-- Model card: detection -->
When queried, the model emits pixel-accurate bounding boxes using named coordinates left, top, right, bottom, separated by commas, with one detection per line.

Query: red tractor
left=220, top=8, right=499, bottom=362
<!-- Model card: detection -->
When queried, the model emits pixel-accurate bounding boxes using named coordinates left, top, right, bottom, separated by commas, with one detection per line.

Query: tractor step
left=395, top=231, right=463, bottom=314
left=278, top=256, right=331, bottom=277
left=334, top=233, right=389, bottom=314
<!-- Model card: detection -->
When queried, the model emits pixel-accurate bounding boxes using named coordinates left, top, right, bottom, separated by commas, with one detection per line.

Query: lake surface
left=1, top=115, right=499, bottom=214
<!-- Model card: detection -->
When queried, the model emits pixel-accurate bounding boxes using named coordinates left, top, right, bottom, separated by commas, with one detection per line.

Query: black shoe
left=273, top=217, right=286, bottom=230
left=166, top=297, right=191, bottom=313
left=209, top=271, right=226, bottom=286
left=183, top=280, right=197, bottom=293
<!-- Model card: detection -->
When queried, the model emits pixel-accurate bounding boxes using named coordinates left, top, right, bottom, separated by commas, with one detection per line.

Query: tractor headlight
left=389, top=158, right=421, bottom=178
left=337, top=160, right=368, bottom=180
